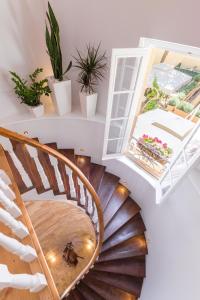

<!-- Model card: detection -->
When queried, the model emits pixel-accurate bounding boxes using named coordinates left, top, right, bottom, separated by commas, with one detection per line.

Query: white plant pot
left=27, top=104, right=44, bottom=118
left=79, top=92, right=98, bottom=119
left=48, top=77, right=71, bottom=116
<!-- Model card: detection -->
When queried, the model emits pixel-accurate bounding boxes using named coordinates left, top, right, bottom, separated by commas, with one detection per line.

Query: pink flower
left=143, top=134, right=148, bottom=139
left=154, top=137, right=162, bottom=143
left=163, top=143, right=168, bottom=149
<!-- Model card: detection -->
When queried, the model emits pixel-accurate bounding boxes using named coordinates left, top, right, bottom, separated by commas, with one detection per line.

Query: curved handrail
left=0, top=126, right=104, bottom=297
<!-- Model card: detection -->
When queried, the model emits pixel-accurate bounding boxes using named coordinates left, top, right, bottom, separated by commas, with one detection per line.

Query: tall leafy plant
left=45, top=2, right=72, bottom=81
left=10, top=68, right=51, bottom=106
left=74, top=44, right=107, bottom=94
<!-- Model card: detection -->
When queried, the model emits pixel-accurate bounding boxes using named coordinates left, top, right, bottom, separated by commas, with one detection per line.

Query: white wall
left=0, top=0, right=51, bottom=118
left=1, top=0, right=200, bottom=119
left=104, top=158, right=200, bottom=300
left=48, top=0, right=200, bottom=115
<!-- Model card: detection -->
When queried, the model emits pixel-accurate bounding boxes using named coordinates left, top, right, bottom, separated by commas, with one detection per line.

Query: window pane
left=107, top=139, right=123, bottom=154
left=108, top=119, right=128, bottom=139
left=111, top=93, right=133, bottom=118
left=114, top=57, right=139, bottom=91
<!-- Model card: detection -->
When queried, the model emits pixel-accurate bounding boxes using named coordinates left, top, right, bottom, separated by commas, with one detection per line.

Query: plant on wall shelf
left=10, top=68, right=51, bottom=117
left=46, top=2, right=72, bottom=81
left=73, top=43, right=107, bottom=118
left=74, top=43, right=107, bottom=94
left=45, top=1, right=72, bottom=115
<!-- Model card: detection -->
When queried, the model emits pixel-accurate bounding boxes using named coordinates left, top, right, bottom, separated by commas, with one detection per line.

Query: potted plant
left=74, top=44, right=107, bottom=118
left=137, top=134, right=173, bottom=165
left=174, top=101, right=194, bottom=118
left=45, top=2, right=72, bottom=115
left=10, top=68, right=51, bottom=118
left=142, top=77, right=168, bottom=113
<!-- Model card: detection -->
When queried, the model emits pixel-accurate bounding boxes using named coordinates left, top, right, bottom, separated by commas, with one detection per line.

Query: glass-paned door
left=103, top=47, right=152, bottom=159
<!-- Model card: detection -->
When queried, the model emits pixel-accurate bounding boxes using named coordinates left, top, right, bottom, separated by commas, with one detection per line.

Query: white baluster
left=65, top=166, right=76, bottom=198
left=9, top=152, right=32, bottom=188
left=0, top=233, right=37, bottom=262
left=49, top=156, right=65, bottom=192
left=0, top=190, right=21, bottom=218
left=0, top=178, right=15, bottom=200
left=26, top=146, right=50, bottom=189
left=86, top=190, right=93, bottom=214
left=92, top=208, right=98, bottom=224
left=0, top=208, right=29, bottom=239
left=77, top=178, right=86, bottom=206
left=0, top=264, right=47, bottom=293
left=0, top=170, right=11, bottom=185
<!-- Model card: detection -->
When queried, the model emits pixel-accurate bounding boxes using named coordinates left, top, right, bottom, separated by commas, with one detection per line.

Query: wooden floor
left=25, top=200, right=96, bottom=296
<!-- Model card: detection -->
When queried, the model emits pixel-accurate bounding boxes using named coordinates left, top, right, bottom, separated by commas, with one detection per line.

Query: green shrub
left=10, top=68, right=51, bottom=106
left=176, top=101, right=194, bottom=113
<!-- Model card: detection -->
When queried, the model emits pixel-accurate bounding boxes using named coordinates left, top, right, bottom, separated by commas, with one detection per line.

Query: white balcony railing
left=156, top=120, right=200, bottom=203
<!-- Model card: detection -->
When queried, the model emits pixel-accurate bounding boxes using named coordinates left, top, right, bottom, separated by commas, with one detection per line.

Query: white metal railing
left=157, top=120, right=200, bottom=203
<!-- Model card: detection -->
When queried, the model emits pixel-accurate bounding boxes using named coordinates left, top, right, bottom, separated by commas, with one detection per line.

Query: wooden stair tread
left=89, top=163, right=105, bottom=193
left=99, top=234, right=147, bottom=262
left=104, top=197, right=140, bottom=242
left=4, top=151, right=32, bottom=194
left=75, top=155, right=91, bottom=179
left=98, top=172, right=119, bottom=210
left=95, top=257, right=145, bottom=277
left=102, top=213, right=146, bottom=253
left=88, top=270, right=143, bottom=297
left=103, top=184, right=129, bottom=227
left=83, top=276, right=137, bottom=300
left=58, top=148, right=75, bottom=163
left=77, top=282, right=104, bottom=300
left=10, top=140, right=46, bottom=194
left=71, top=289, right=85, bottom=300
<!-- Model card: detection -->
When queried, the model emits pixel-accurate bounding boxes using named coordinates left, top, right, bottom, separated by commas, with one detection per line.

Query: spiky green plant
left=73, top=43, right=107, bottom=94
left=45, top=2, right=72, bottom=81
left=10, top=68, right=51, bottom=106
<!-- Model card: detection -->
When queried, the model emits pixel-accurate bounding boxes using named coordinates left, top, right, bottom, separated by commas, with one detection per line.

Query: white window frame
left=102, top=47, right=153, bottom=159
left=103, top=38, right=200, bottom=161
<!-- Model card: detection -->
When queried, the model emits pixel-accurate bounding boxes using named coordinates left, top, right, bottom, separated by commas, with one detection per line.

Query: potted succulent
left=45, top=2, right=72, bottom=115
left=10, top=68, right=51, bottom=117
left=174, top=101, right=194, bottom=118
left=74, top=44, right=107, bottom=118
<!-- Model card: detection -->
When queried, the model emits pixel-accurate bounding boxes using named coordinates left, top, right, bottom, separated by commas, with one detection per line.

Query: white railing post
left=0, top=177, right=15, bottom=200
left=0, top=170, right=11, bottom=185
left=65, top=166, right=76, bottom=198
left=26, top=146, right=50, bottom=190
left=9, top=151, right=32, bottom=188
left=0, top=233, right=37, bottom=262
left=0, top=264, right=47, bottom=293
left=86, top=190, right=94, bottom=215
left=0, top=208, right=29, bottom=239
left=0, top=190, right=21, bottom=218
left=77, top=178, right=86, bottom=206
left=49, top=156, right=65, bottom=192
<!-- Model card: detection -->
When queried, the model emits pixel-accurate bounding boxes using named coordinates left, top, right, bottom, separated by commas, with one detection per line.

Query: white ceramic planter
left=79, top=92, right=98, bottom=119
left=27, top=104, right=44, bottom=118
left=48, top=77, right=71, bottom=116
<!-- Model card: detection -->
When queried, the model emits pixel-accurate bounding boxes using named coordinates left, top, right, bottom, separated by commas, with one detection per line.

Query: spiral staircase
left=0, top=127, right=147, bottom=300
